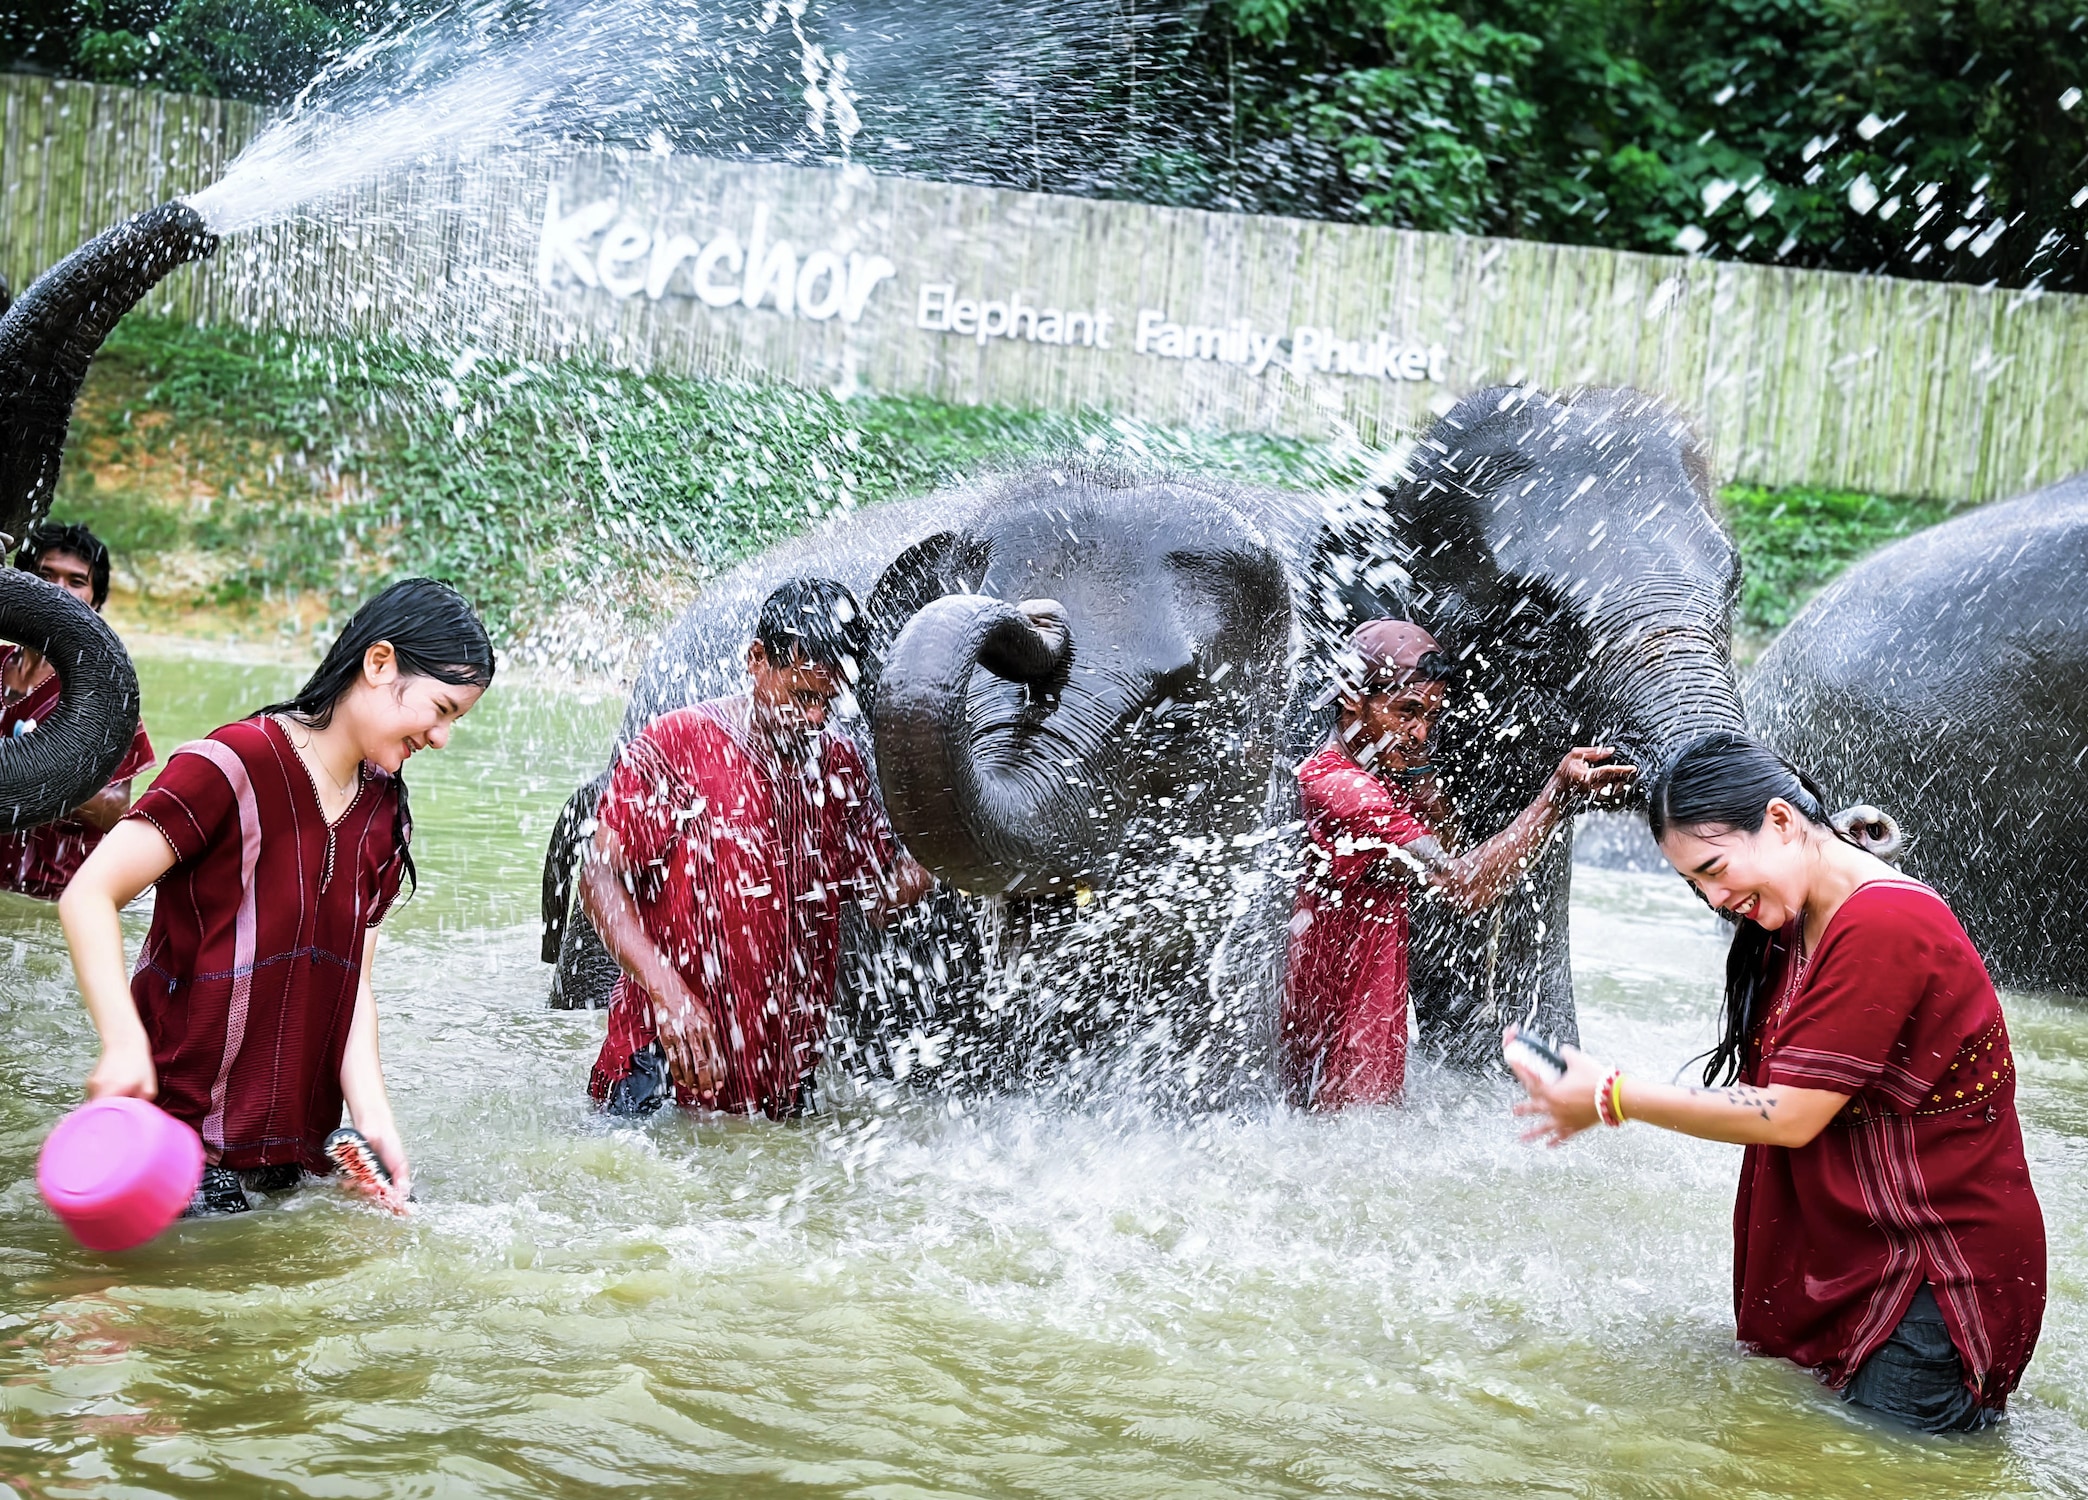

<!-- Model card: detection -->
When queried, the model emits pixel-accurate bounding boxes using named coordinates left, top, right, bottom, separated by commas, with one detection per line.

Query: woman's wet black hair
left=1648, top=730, right=1855, bottom=1086
left=258, top=578, right=495, bottom=898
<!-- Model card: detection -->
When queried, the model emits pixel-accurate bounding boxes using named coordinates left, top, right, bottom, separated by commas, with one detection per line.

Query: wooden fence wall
left=6, top=71, right=2085, bottom=504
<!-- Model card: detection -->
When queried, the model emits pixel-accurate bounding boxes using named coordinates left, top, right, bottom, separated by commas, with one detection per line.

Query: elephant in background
left=0, top=200, right=218, bottom=829
left=1752, top=472, right=2088, bottom=994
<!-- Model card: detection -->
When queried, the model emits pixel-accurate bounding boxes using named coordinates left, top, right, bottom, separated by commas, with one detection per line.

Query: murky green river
left=2, top=649, right=2082, bottom=1498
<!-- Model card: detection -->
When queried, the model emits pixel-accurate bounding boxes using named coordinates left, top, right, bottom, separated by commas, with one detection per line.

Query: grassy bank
left=58, top=318, right=1968, bottom=658
left=57, top=319, right=1343, bottom=656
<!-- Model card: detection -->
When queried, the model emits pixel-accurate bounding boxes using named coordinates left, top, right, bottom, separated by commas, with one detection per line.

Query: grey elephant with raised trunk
left=0, top=200, right=218, bottom=828
left=544, top=386, right=1750, bottom=1094
left=1280, top=386, right=1747, bottom=1064
left=1751, top=472, right=2088, bottom=993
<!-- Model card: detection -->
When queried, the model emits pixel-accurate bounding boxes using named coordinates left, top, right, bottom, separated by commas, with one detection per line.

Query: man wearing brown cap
left=1281, top=620, right=1633, bottom=1110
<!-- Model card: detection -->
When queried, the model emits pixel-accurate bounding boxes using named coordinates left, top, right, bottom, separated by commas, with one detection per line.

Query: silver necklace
left=277, top=715, right=358, bottom=800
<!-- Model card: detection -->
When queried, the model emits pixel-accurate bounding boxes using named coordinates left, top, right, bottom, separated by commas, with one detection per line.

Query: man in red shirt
left=583, top=578, right=933, bottom=1118
left=0, top=523, right=155, bottom=900
left=1281, top=619, right=1633, bottom=1109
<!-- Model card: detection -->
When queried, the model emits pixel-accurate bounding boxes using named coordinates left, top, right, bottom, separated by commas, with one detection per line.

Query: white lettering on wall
left=538, top=185, right=896, bottom=323
left=916, top=284, right=1115, bottom=348
left=1136, top=308, right=1446, bottom=383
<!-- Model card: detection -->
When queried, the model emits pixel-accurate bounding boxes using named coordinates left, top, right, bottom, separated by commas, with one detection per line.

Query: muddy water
left=2, top=650, right=2082, bottom=1498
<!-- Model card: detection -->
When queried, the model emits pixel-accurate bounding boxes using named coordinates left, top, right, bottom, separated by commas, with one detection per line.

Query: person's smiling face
left=349, top=644, right=484, bottom=774
left=1339, top=678, right=1447, bottom=772
left=1658, top=797, right=1813, bottom=928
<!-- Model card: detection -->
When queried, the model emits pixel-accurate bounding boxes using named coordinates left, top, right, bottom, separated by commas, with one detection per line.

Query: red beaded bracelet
left=1595, top=1068, right=1625, bottom=1128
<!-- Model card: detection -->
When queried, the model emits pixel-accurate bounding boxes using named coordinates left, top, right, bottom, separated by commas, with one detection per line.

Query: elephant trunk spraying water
left=0, top=200, right=217, bottom=828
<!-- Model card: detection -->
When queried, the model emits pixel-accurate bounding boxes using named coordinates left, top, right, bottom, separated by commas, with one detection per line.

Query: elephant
left=542, top=468, right=1305, bottom=1096
left=1751, top=472, right=2088, bottom=994
left=0, top=199, right=218, bottom=828
left=1275, top=385, right=1749, bottom=1064
left=542, top=384, right=1751, bottom=1095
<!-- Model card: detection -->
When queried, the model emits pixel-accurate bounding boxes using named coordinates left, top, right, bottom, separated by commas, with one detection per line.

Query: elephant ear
left=858, top=530, right=988, bottom=712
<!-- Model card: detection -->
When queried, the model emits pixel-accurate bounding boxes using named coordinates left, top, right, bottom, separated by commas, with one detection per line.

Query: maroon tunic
left=1737, top=879, right=2046, bottom=1408
left=587, top=696, right=896, bottom=1117
left=1279, top=744, right=1433, bottom=1110
left=0, top=644, right=156, bottom=899
left=125, top=717, right=408, bottom=1172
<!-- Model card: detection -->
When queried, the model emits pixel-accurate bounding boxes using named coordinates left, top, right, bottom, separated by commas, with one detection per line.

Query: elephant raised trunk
left=0, top=199, right=219, bottom=543
left=0, top=198, right=215, bottom=829
left=875, top=594, right=1086, bottom=894
left=1584, top=585, right=1746, bottom=776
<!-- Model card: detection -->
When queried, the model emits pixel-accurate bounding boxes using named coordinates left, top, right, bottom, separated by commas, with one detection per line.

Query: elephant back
left=1751, top=471, right=2088, bottom=988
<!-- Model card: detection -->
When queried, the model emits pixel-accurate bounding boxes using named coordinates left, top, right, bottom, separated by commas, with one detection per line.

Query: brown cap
left=1342, top=619, right=1444, bottom=691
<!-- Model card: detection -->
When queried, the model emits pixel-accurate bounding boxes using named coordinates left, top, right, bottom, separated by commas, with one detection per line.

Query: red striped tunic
left=586, top=696, right=896, bottom=1117
left=1737, top=879, right=2046, bottom=1408
left=125, top=717, right=408, bottom=1172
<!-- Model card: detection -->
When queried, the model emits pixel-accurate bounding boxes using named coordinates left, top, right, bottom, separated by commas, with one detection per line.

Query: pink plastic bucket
left=38, top=1098, right=205, bottom=1253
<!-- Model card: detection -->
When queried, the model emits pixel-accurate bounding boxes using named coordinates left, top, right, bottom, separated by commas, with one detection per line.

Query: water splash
left=185, top=0, right=1185, bottom=236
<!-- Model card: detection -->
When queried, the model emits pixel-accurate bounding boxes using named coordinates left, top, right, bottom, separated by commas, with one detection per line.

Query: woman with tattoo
left=1507, top=731, right=2045, bottom=1433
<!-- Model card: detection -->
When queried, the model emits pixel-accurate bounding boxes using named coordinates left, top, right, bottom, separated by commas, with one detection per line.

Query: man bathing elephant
left=581, top=578, right=934, bottom=1117
left=545, top=386, right=1752, bottom=1096
left=547, top=468, right=1303, bottom=1097
left=1280, top=619, right=1633, bottom=1110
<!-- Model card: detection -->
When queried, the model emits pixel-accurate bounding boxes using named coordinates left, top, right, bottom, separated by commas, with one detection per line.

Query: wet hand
left=357, top=1116, right=413, bottom=1201
left=654, top=988, right=726, bottom=1098
left=1503, top=1025, right=1605, bottom=1146
left=1550, top=747, right=1637, bottom=808
left=85, top=1039, right=157, bottom=1102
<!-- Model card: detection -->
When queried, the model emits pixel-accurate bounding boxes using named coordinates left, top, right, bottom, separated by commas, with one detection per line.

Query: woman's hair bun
left=1830, top=804, right=1905, bottom=862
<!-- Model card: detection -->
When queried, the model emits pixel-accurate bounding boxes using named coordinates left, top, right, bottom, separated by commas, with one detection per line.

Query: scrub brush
left=324, top=1127, right=411, bottom=1215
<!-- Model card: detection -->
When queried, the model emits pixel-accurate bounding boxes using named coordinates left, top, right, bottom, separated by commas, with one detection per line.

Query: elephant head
left=867, top=471, right=1293, bottom=896
left=0, top=199, right=218, bottom=827
left=1308, top=387, right=1746, bottom=1056
left=1318, top=386, right=1745, bottom=790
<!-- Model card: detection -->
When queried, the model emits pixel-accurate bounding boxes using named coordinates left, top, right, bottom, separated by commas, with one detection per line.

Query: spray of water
left=186, top=0, right=1188, bottom=236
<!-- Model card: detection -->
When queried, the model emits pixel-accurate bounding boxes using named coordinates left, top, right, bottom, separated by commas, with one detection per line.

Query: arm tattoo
left=1689, top=1083, right=1780, bottom=1122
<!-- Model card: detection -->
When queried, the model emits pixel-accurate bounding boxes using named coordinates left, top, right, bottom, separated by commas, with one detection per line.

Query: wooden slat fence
left=5, top=71, right=2085, bottom=503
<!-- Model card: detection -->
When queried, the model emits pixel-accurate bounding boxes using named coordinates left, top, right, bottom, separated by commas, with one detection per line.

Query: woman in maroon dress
left=60, top=579, right=493, bottom=1215
left=1508, top=731, right=2046, bottom=1432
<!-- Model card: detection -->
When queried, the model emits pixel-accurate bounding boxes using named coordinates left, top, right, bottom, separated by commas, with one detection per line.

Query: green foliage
left=1170, top=0, right=2088, bottom=290
left=58, top=317, right=1348, bottom=643
left=7, top=0, right=2082, bottom=288
left=1717, top=480, right=1961, bottom=645
left=71, top=0, right=350, bottom=98
left=60, top=323, right=1951, bottom=659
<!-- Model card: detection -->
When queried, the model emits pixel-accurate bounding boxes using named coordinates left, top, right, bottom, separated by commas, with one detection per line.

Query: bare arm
left=339, top=927, right=410, bottom=1193
left=1506, top=1029, right=1851, bottom=1149
left=578, top=822, right=725, bottom=1094
left=58, top=819, right=177, bottom=1100
left=859, top=849, right=936, bottom=929
left=72, top=779, right=134, bottom=834
left=1404, top=748, right=1635, bottom=914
